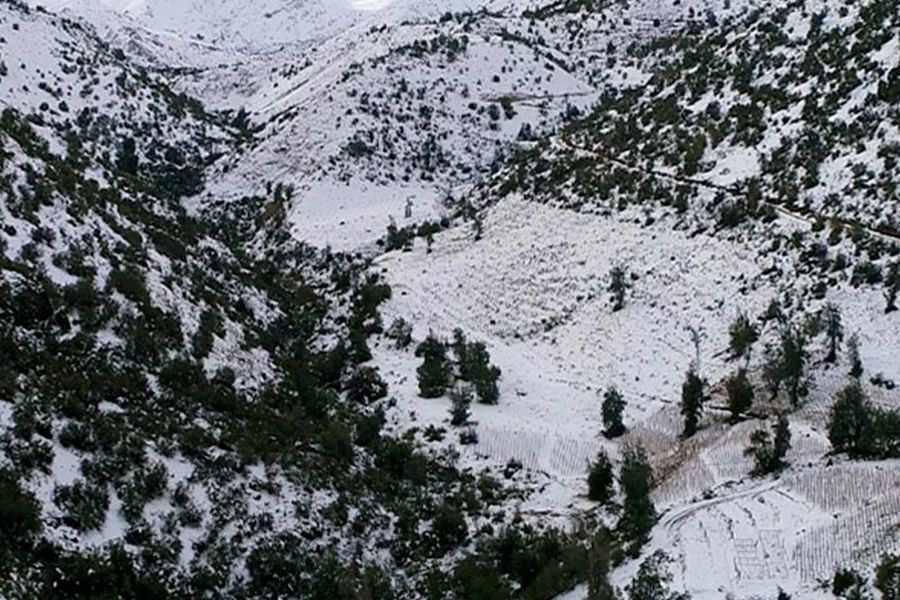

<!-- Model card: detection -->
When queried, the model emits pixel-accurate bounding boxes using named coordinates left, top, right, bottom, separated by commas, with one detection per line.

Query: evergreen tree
left=449, top=384, right=473, bottom=427
left=587, top=527, right=616, bottom=600
left=765, top=326, right=808, bottom=406
left=231, top=107, right=250, bottom=131
left=823, top=303, right=843, bottom=363
left=344, top=366, right=388, bottom=405
left=875, top=554, right=900, bottom=600
left=725, top=368, right=754, bottom=422
left=459, top=341, right=501, bottom=405
left=609, top=266, right=630, bottom=312
left=602, top=386, right=627, bottom=438
left=828, top=381, right=872, bottom=457
left=451, top=328, right=468, bottom=365
left=773, top=414, right=792, bottom=468
left=885, top=263, right=899, bottom=314
left=626, top=551, right=688, bottom=600
left=847, top=333, right=864, bottom=379
left=385, top=317, right=413, bottom=349
left=587, top=450, right=615, bottom=504
left=415, top=333, right=451, bottom=398
left=117, top=136, right=139, bottom=175
left=617, top=444, right=656, bottom=550
left=728, top=312, right=759, bottom=359
left=781, top=326, right=808, bottom=406
left=0, top=468, right=42, bottom=546
left=834, top=568, right=871, bottom=600
left=745, top=415, right=791, bottom=475
left=680, top=366, right=706, bottom=438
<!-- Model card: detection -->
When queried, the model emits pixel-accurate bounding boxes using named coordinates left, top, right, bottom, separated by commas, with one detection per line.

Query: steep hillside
left=47, top=0, right=760, bottom=251
left=0, top=2, right=595, bottom=598
left=2, top=0, right=899, bottom=598
left=30, top=0, right=363, bottom=49
left=364, top=0, right=900, bottom=597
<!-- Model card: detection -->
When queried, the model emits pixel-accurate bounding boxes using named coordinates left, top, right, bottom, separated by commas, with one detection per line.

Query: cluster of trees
left=587, top=444, right=657, bottom=555
left=588, top=541, right=689, bottom=600
left=720, top=302, right=854, bottom=424
left=829, top=380, right=900, bottom=459
left=382, top=218, right=446, bottom=252
left=831, top=554, right=900, bottom=600
left=415, top=329, right=502, bottom=405
left=745, top=415, right=792, bottom=475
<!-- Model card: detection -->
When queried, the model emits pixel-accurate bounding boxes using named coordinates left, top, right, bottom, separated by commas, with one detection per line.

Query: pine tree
left=587, top=528, right=616, bottom=600
left=773, top=414, right=791, bottom=468
left=745, top=414, right=791, bottom=475
left=386, top=317, right=413, bottom=349
left=458, top=340, right=501, bottom=405
left=847, top=333, right=863, bottom=379
left=415, top=333, right=451, bottom=398
left=885, top=263, right=899, bottom=314
left=452, top=328, right=468, bottom=365
left=834, top=568, right=872, bottom=599
left=609, top=266, right=630, bottom=312
left=344, top=366, right=388, bottom=405
left=828, top=381, right=872, bottom=457
left=728, top=312, right=759, bottom=359
left=449, top=384, right=473, bottom=426
left=117, top=136, right=139, bottom=175
left=875, top=554, right=900, bottom=600
left=617, top=444, right=656, bottom=550
left=725, top=368, right=754, bottom=422
left=765, top=326, right=808, bottom=406
left=680, top=366, right=705, bottom=438
left=602, top=386, right=627, bottom=438
left=781, top=327, right=808, bottom=406
left=587, top=450, right=615, bottom=504
left=626, top=551, right=688, bottom=600
left=823, top=303, right=843, bottom=363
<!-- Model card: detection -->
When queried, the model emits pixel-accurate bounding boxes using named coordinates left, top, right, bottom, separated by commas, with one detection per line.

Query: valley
left=1, top=0, right=898, bottom=597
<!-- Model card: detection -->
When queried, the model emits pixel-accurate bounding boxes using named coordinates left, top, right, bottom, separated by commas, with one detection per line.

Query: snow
left=4, top=0, right=899, bottom=596
left=371, top=194, right=900, bottom=597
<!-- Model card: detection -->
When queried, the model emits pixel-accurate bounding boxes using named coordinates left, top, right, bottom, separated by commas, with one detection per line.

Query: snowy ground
left=16, top=0, right=899, bottom=595
left=369, top=196, right=900, bottom=598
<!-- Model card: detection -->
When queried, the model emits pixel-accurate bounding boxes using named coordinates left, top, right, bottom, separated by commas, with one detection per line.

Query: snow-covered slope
left=31, top=0, right=363, bottom=48
left=36, top=0, right=764, bottom=253
left=2, top=0, right=899, bottom=598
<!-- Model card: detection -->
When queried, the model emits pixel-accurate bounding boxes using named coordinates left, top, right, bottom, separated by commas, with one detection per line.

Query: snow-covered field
left=370, top=196, right=900, bottom=598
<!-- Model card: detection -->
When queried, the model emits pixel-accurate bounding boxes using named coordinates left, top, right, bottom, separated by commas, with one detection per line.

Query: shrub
left=875, top=554, right=900, bottom=600
left=0, top=469, right=41, bottom=546
left=430, top=501, right=467, bottom=554
left=344, top=366, right=388, bottom=404
left=53, top=479, right=110, bottom=532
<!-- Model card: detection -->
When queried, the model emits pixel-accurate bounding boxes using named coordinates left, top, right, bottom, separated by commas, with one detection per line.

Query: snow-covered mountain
left=31, top=0, right=363, bottom=48
left=1, top=0, right=899, bottom=598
